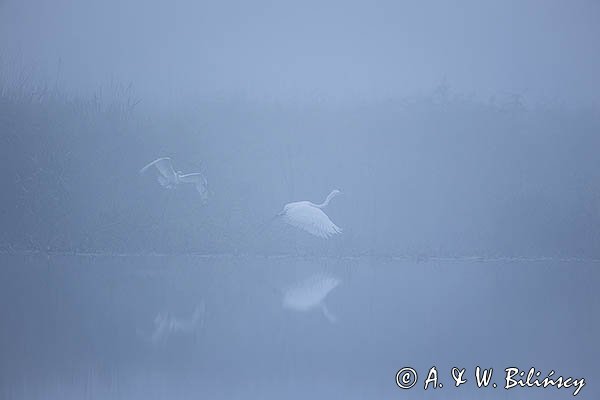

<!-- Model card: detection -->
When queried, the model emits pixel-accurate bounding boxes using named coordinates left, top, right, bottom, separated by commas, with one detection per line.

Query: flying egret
left=282, top=273, right=341, bottom=323
left=140, top=157, right=209, bottom=202
left=138, top=303, right=206, bottom=345
left=278, top=189, right=342, bottom=238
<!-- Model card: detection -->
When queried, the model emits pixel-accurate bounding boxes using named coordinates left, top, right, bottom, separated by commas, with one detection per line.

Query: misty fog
left=0, top=1, right=599, bottom=399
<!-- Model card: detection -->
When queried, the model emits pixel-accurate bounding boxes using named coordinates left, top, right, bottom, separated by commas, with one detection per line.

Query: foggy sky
left=1, top=0, right=599, bottom=106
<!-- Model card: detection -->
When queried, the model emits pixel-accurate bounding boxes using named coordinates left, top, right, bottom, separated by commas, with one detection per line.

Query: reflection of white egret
left=140, top=157, right=209, bottom=203
left=278, top=190, right=342, bottom=238
left=139, top=303, right=206, bottom=345
left=283, top=274, right=340, bottom=323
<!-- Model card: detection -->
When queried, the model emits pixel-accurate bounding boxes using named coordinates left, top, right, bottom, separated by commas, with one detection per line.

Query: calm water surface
left=0, top=254, right=597, bottom=399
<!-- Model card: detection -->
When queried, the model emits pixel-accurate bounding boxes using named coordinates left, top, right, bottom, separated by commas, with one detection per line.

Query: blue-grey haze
left=0, top=1, right=599, bottom=399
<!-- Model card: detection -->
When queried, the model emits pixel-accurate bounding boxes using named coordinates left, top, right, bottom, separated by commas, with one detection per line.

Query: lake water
left=0, top=254, right=597, bottom=399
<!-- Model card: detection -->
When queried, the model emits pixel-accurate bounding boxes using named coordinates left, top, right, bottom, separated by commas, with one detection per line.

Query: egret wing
left=140, top=157, right=177, bottom=182
left=283, top=205, right=342, bottom=238
left=283, top=274, right=340, bottom=310
left=153, top=158, right=177, bottom=181
left=140, top=157, right=166, bottom=174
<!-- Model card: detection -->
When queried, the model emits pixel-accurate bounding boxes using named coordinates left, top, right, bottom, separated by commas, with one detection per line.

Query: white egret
left=282, top=273, right=341, bottom=323
left=140, top=157, right=209, bottom=202
left=278, top=189, right=342, bottom=238
left=138, top=303, right=206, bottom=345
